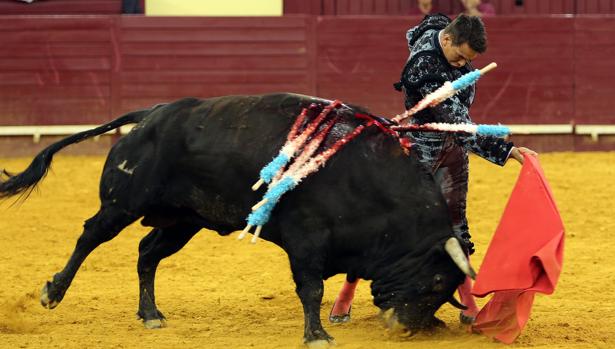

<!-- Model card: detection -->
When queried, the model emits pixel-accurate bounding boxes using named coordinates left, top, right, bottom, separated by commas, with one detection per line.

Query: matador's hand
left=510, top=146, right=538, bottom=164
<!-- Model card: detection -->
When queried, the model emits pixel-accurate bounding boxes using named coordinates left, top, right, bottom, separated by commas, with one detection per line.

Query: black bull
left=0, top=93, right=474, bottom=344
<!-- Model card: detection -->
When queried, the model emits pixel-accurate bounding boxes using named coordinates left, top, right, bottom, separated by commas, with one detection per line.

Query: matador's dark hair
left=443, top=14, right=487, bottom=53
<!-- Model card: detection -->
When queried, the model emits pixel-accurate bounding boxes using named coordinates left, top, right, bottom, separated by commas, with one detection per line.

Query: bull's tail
left=0, top=109, right=151, bottom=200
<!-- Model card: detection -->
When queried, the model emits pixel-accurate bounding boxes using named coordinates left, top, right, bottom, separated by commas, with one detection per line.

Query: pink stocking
left=329, top=279, right=359, bottom=322
left=458, top=275, right=479, bottom=317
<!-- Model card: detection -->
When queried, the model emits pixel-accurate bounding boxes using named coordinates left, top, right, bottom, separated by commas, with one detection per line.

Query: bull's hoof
left=306, top=339, right=334, bottom=349
left=143, top=318, right=167, bottom=329
left=137, top=309, right=167, bottom=329
left=304, top=330, right=334, bottom=347
left=40, top=281, right=60, bottom=309
left=428, top=316, right=447, bottom=329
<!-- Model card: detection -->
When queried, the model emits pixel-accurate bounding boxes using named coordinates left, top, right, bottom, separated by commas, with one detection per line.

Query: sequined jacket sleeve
left=405, top=53, right=514, bottom=166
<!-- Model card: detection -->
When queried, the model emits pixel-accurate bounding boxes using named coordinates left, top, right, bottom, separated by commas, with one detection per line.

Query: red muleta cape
left=471, top=154, right=565, bottom=343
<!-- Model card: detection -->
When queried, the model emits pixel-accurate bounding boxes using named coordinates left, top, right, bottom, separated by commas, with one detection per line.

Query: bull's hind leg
left=136, top=223, right=200, bottom=329
left=41, top=206, right=138, bottom=309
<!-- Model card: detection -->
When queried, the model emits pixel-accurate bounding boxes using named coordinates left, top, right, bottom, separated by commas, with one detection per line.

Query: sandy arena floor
left=0, top=152, right=613, bottom=348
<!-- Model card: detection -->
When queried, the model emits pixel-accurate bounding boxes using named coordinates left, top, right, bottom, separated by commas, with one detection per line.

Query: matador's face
left=441, top=33, right=479, bottom=68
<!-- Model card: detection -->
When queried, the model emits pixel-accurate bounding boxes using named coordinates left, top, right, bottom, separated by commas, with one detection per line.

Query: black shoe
left=459, top=312, right=475, bottom=325
left=329, top=300, right=351, bottom=324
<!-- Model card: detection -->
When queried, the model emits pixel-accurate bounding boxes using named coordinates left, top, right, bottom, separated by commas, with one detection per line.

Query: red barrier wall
left=574, top=16, right=615, bottom=123
left=0, top=15, right=614, bottom=128
left=470, top=16, right=575, bottom=124
left=0, top=16, right=114, bottom=124
left=314, top=16, right=407, bottom=116
left=114, top=16, right=315, bottom=116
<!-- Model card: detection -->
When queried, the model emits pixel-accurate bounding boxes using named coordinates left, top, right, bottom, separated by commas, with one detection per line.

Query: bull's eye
left=432, top=274, right=445, bottom=292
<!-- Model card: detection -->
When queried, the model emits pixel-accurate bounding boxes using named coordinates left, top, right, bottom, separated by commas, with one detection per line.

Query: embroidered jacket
left=397, top=14, right=513, bottom=166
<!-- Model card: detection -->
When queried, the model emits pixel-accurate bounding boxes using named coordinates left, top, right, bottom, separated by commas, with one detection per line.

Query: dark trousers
left=410, top=133, right=474, bottom=253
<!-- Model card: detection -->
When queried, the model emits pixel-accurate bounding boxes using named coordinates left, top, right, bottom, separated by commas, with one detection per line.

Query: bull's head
left=372, top=237, right=475, bottom=335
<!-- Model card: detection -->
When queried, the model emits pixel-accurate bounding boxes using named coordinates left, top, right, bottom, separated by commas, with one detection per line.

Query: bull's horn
left=448, top=296, right=468, bottom=310
left=444, top=237, right=476, bottom=279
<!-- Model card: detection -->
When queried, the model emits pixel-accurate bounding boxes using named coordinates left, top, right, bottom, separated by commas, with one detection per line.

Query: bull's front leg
left=290, top=262, right=333, bottom=345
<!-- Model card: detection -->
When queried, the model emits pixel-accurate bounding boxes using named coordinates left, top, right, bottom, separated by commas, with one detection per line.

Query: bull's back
left=99, top=94, right=325, bottom=232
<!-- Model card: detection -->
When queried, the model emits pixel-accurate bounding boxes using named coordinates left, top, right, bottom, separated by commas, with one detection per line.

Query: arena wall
left=0, top=0, right=146, bottom=15
left=283, top=0, right=615, bottom=15
left=0, top=14, right=614, bottom=154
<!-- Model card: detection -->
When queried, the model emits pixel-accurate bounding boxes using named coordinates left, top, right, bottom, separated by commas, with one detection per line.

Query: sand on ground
left=0, top=152, right=613, bottom=348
